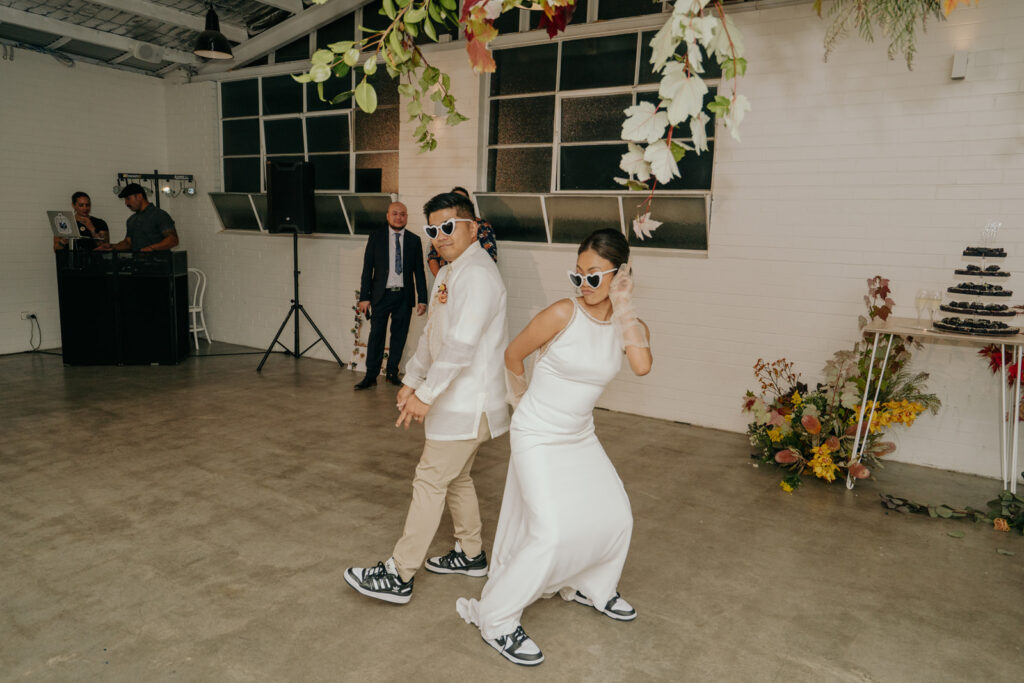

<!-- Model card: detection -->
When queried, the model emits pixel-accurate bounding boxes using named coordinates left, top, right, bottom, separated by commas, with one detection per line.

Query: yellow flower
left=808, top=443, right=840, bottom=482
left=780, top=481, right=793, bottom=493
left=767, top=428, right=783, bottom=443
left=791, top=391, right=803, bottom=407
left=784, top=413, right=793, bottom=422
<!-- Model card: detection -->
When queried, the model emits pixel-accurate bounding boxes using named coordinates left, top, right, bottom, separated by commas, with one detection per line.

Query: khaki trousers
left=392, top=415, right=491, bottom=582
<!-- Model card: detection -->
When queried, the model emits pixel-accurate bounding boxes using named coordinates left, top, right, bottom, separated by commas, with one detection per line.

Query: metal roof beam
left=0, top=6, right=199, bottom=65
left=254, top=0, right=305, bottom=14
left=198, top=0, right=364, bottom=75
left=88, top=0, right=249, bottom=44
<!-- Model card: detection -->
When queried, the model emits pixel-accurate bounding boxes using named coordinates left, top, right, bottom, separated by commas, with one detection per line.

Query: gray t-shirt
left=127, top=204, right=176, bottom=250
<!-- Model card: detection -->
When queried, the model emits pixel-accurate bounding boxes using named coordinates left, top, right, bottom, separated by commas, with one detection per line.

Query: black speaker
left=266, top=161, right=315, bottom=233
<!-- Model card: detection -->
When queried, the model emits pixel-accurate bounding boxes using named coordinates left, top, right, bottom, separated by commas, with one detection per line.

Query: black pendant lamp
left=194, top=4, right=233, bottom=60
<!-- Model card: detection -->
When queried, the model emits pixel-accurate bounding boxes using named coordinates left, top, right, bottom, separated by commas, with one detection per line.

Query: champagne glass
left=915, top=289, right=929, bottom=327
left=927, top=289, right=942, bottom=324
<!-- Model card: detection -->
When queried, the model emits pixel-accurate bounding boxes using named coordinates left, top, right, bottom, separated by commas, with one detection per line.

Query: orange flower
left=801, top=415, right=821, bottom=435
left=994, top=518, right=1010, bottom=532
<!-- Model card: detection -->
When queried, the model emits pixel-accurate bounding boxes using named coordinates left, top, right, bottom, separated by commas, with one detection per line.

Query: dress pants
left=365, top=289, right=412, bottom=378
left=392, top=415, right=492, bottom=582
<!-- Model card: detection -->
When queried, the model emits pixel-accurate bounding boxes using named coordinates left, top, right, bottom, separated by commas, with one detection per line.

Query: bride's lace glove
left=505, top=367, right=528, bottom=409
left=609, top=263, right=649, bottom=349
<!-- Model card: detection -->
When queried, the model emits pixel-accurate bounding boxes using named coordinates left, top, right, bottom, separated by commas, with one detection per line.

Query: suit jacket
left=359, top=226, right=428, bottom=308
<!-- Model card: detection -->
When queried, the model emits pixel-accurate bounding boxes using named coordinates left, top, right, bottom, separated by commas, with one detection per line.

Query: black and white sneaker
left=425, top=541, right=488, bottom=577
left=483, top=625, right=544, bottom=666
left=344, top=557, right=413, bottom=604
left=571, top=591, right=637, bottom=621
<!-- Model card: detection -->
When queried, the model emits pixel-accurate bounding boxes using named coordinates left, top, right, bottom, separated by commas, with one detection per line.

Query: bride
left=456, top=228, right=652, bottom=666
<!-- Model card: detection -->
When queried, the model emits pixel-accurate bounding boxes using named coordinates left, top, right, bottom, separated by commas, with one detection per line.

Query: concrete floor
left=2, top=347, right=1023, bottom=682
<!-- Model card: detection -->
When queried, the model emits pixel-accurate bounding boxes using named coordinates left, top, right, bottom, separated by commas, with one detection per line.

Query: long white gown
left=457, top=298, right=633, bottom=639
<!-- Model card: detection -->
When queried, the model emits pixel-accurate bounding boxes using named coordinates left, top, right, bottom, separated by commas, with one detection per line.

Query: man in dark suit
left=355, top=202, right=428, bottom=389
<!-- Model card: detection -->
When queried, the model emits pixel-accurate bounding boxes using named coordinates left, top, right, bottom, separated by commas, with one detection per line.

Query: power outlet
left=20, top=311, right=35, bottom=320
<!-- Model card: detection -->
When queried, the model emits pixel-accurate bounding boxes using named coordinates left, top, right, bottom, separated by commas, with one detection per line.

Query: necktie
left=395, top=232, right=403, bottom=275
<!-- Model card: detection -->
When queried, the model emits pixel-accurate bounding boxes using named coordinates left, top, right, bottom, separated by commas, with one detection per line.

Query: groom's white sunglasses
left=424, top=218, right=474, bottom=239
left=568, top=268, right=618, bottom=289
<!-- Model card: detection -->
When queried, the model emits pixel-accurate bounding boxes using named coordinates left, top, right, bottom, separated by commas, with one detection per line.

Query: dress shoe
left=385, top=374, right=403, bottom=386
left=354, top=377, right=377, bottom=390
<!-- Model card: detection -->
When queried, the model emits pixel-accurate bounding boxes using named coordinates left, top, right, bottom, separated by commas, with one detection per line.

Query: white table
left=850, top=316, right=1024, bottom=493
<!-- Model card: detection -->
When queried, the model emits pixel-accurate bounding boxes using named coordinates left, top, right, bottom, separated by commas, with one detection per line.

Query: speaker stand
left=257, top=232, right=345, bottom=372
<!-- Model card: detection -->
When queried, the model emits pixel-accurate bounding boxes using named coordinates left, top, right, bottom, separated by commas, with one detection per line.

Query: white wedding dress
left=457, top=298, right=633, bottom=639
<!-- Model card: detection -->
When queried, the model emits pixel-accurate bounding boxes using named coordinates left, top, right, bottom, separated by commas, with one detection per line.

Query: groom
left=344, top=191, right=509, bottom=604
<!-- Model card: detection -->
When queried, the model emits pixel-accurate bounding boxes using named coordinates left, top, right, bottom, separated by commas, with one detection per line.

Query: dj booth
left=55, top=250, right=190, bottom=365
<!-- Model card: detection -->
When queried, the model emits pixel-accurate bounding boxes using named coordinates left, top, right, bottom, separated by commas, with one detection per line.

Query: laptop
left=47, top=210, right=81, bottom=238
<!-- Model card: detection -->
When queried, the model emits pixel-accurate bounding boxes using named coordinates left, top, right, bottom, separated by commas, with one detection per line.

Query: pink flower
left=768, top=411, right=785, bottom=427
left=801, top=415, right=822, bottom=435
left=825, top=435, right=841, bottom=451
left=775, top=449, right=799, bottom=464
left=848, top=463, right=871, bottom=479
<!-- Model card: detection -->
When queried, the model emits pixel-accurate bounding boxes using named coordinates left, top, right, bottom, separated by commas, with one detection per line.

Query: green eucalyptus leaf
left=330, top=90, right=354, bottom=105
left=423, top=17, right=438, bottom=42
left=406, top=7, right=427, bottom=23
left=446, top=111, right=468, bottom=126
left=388, top=30, right=407, bottom=61
left=363, top=55, right=377, bottom=75
left=396, top=0, right=410, bottom=6
left=996, top=548, right=1015, bottom=556
left=414, top=120, right=429, bottom=139
left=406, top=21, right=419, bottom=38
left=355, top=78, right=378, bottom=114
left=332, top=62, right=351, bottom=78
left=428, top=1, right=443, bottom=22
left=936, top=505, right=954, bottom=519
left=440, top=0, right=457, bottom=10
left=947, top=530, right=965, bottom=538
left=423, top=66, right=440, bottom=85
left=291, top=73, right=313, bottom=83
left=386, top=62, right=400, bottom=78
left=441, top=73, right=450, bottom=90
left=343, top=48, right=361, bottom=67
left=397, top=83, right=415, bottom=97
left=317, top=81, right=325, bottom=101
left=383, top=0, right=397, bottom=20
left=310, top=63, right=332, bottom=83
left=311, top=49, right=334, bottom=65
left=408, top=99, right=422, bottom=117
left=430, top=88, right=444, bottom=102
left=442, top=94, right=455, bottom=109
left=327, top=40, right=354, bottom=54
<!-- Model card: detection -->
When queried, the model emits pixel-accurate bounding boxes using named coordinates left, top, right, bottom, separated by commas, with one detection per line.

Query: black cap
left=119, top=183, right=146, bottom=198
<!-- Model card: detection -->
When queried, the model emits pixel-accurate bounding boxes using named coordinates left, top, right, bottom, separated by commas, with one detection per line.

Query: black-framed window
left=487, top=31, right=718, bottom=195
left=220, top=74, right=399, bottom=193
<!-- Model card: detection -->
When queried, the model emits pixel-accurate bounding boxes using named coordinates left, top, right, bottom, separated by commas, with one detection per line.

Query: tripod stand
left=257, top=231, right=344, bottom=372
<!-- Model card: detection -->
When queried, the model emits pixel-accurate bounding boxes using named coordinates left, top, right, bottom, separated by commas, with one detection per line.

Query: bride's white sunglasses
left=568, top=268, right=618, bottom=289
left=424, top=218, right=474, bottom=239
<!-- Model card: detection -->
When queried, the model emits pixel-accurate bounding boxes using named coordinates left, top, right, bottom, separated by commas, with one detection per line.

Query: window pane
left=372, top=76, right=399, bottom=107
left=529, top=0, right=588, bottom=29
left=627, top=196, right=707, bottom=250
left=639, top=30, right=721, bottom=83
left=356, top=152, right=398, bottom=193
left=488, top=148, right=552, bottom=193
left=599, top=0, right=665, bottom=21
left=360, top=0, right=391, bottom=35
left=221, top=79, right=258, bottom=118
left=307, top=74, right=353, bottom=112
left=560, top=94, right=632, bottom=142
left=476, top=195, right=548, bottom=243
left=546, top=195, right=622, bottom=245
left=306, top=115, right=349, bottom=153
left=222, top=118, right=260, bottom=156
left=262, top=75, right=303, bottom=115
left=341, top=194, right=393, bottom=235
left=210, top=193, right=260, bottom=231
left=354, top=107, right=398, bottom=151
left=491, top=44, right=558, bottom=96
left=667, top=141, right=714, bottom=191
left=493, top=8, right=521, bottom=35
left=224, top=158, right=261, bottom=193
left=264, top=118, right=304, bottom=155
left=559, top=144, right=627, bottom=191
left=275, top=35, right=309, bottom=63
left=310, top=154, right=350, bottom=190
left=313, top=194, right=349, bottom=233
left=560, top=34, right=637, bottom=90
left=489, top=96, right=555, bottom=145
left=317, top=13, right=354, bottom=49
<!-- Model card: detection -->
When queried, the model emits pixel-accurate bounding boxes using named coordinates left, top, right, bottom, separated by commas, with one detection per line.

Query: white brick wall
left=0, top=51, right=169, bottom=356
left=4, top=1, right=1023, bottom=481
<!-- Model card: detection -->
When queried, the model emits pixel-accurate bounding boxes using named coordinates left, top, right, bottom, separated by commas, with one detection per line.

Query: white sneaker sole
left=482, top=634, right=544, bottom=667
left=424, top=563, right=488, bottom=577
left=343, top=569, right=411, bottom=604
